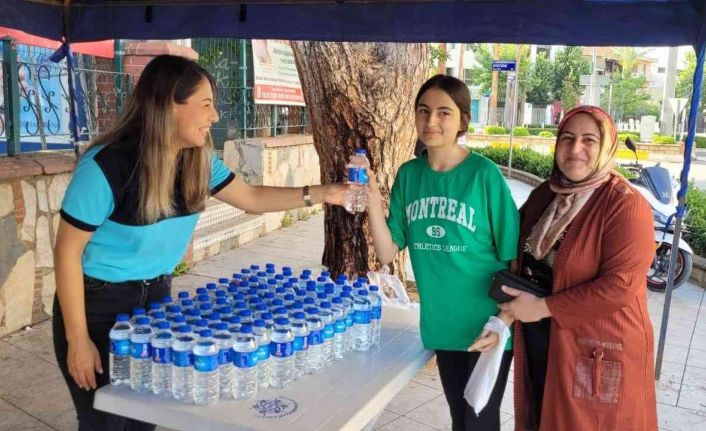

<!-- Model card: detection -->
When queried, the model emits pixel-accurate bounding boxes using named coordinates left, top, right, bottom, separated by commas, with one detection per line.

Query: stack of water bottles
left=109, top=263, right=383, bottom=405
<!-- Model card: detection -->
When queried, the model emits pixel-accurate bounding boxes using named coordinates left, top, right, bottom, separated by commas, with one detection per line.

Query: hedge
left=538, top=131, right=555, bottom=138
left=527, top=126, right=558, bottom=136
left=694, top=136, right=706, bottom=149
left=653, top=135, right=677, bottom=145
left=618, top=132, right=640, bottom=144
left=467, top=125, right=475, bottom=134
left=483, top=125, right=508, bottom=135
left=470, top=144, right=706, bottom=258
left=512, top=127, right=530, bottom=137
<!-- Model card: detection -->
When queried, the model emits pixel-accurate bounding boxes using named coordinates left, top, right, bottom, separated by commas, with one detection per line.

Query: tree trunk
left=489, top=43, right=500, bottom=125
left=291, top=42, right=428, bottom=282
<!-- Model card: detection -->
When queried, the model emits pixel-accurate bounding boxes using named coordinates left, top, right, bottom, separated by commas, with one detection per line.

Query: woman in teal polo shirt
left=367, top=75, right=519, bottom=431
left=53, top=55, right=349, bottom=430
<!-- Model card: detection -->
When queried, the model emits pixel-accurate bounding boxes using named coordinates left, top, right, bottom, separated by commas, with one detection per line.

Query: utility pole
left=489, top=44, right=500, bottom=125
left=660, top=46, right=678, bottom=135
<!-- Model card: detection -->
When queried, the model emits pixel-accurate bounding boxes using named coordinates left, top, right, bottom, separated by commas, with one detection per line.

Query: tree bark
left=291, top=42, right=428, bottom=282
left=437, top=43, right=448, bottom=75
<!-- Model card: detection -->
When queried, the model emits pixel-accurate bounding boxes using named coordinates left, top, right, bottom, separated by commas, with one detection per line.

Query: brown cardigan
left=513, top=174, right=658, bottom=431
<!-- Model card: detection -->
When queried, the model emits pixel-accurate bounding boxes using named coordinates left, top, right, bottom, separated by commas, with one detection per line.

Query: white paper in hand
left=463, top=317, right=511, bottom=414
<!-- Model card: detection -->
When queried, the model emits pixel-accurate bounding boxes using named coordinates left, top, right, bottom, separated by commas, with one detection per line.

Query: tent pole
left=61, top=2, right=81, bottom=157
left=655, top=37, right=705, bottom=380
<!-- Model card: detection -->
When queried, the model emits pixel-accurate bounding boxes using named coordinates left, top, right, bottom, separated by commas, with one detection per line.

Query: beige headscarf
left=527, top=106, right=619, bottom=260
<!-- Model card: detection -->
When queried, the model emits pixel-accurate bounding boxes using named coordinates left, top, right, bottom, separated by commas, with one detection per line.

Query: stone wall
left=223, top=134, right=322, bottom=232
left=0, top=152, right=75, bottom=337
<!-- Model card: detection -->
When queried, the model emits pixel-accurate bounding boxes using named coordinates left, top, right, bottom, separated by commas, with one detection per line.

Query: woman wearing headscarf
left=498, top=106, right=657, bottom=430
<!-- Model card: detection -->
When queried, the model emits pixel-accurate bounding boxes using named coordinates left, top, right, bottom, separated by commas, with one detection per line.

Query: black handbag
left=487, top=270, right=548, bottom=303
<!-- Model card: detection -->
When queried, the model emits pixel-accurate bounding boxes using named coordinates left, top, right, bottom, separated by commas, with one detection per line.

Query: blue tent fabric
left=1, top=0, right=704, bottom=46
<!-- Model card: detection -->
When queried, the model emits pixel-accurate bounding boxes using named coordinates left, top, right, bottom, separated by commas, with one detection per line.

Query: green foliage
left=467, top=125, right=475, bottom=133
left=281, top=211, right=294, bottom=227
left=653, top=135, right=677, bottom=145
left=429, top=44, right=450, bottom=71
left=471, top=146, right=553, bottom=179
left=172, top=262, right=190, bottom=277
left=602, top=73, right=658, bottom=121
left=469, top=44, right=531, bottom=107
left=676, top=51, right=706, bottom=113
left=685, top=183, right=706, bottom=258
left=527, top=126, right=558, bottom=135
left=297, top=208, right=311, bottom=221
left=525, top=52, right=555, bottom=107
left=618, top=132, right=640, bottom=144
left=538, top=131, right=555, bottom=138
left=483, top=125, right=508, bottom=135
left=553, top=47, right=591, bottom=109
left=615, top=166, right=637, bottom=180
left=693, top=136, right=706, bottom=149
left=512, top=127, right=530, bottom=136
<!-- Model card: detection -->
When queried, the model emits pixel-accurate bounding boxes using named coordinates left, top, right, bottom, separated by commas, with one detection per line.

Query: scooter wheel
left=647, top=245, right=693, bottom=293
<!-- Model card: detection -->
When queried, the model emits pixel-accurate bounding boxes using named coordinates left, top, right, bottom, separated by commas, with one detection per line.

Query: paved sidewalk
left=2, top=179, right=706, bottom=430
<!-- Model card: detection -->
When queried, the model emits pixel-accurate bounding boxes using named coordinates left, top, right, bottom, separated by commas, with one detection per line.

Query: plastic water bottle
left=353, top=289, right=372, bottom=352
left=193, top=329, right=219, bottom=405
left=319, top=302, right=335, bottom=365
left=130, top=317, right=152, bottom=393
left=305, top=307, right=325, bottom=373
left=331, top=298, right=347, bottom=360
left=206, top=282, right=218, bottom=300
left=149, top=311, right=168, bottom=329
left=151, top=321, right=173, bottom=396
left=232, top=324, right=258, bottom=400
left=171, top=314, right=186, bottom=332
left=160, top=295, right=174, bottom=311
left=340, top=291, right=355, bottom=352
left=146, top=302, right=162, bottom=320
left=269, top=318, right=294, bottom=388
left=282, top=266, right=293, bottom=278
left=290, top=311, right=309, bottom=380
left=172, top=325, right=195, bottom=402
left=177, top=291, right=190, bottom=301
left=213, top=323, right=234, bottom=399
left=253, top=319, right=271, bottom=389
left=345, top=149, right=370, bottom=213
left=129, top=308, right=150, bottom=327
left=109, top=313, right=132, bottom=386
left=369, top=285, right=382, bottom=347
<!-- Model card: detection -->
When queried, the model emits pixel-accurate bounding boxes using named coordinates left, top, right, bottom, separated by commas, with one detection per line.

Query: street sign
left=492, top=60, right=516, bottom=72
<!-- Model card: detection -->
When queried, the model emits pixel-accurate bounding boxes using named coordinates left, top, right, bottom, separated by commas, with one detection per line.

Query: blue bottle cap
left=317, top=277, right=327, bottom=282
left=291, top=302, right=303, bottom=310
left=254, top=319, right=266, bottom=328
left=320, top=302, right=331, bottom=309
left=232, top=273, right=242, bottom=279
left=266, top=263, right=275, bottom=268
left=317, top=293, right=327, bottom=299
left=199, top=303, right=212, bottom=311
left=304, top=298, right=315, bottom=305
left=292, top=311, right=306, bottom=320
left=353, top=282, right=363, bottom=288
left=173, top=315, right=186, bottom=323
left=161, top=296, right=173, bottom=304
left=306, top=281, right=316, bottom=289
left=195, top=319, right=208, bottom=328
left=321, top=271, right=331, bottom=277
left=199, top=329, right=213, bottom=337
left=358, top=277, right=368, bottom=283
left=116, top=313, right=129, bottom=322
left=156, top=321, right=170, bottom=330
left=241, top=268, right=251, bottom=274
left=135, top=317, right=150, bottom=326
left=273, top=307, right=288, bottom=315
left=303, top=269, right=312, bottom=275
left=268, top=279, right=277, bottom=285
left=239, top=310, right=253, bottom=317
left=275, top=274, right=284, bottom=280
left=181, top=299, right=194, bottom=306
left=369, top=285, right=379, bottom=292
left=289, top=277, right=299, bottom=284
left=271, top=299, right=284, bottom=307
left=215, top=290, right=227, bottom=297
left=197, top=294, right=210, bottom=303
left=218, top=278, right=228, bottom=284
left=215, top=298, right=228, bottom=306
left=275, top=317, right=290, bottom=326
left=255, top=303, right=268, bottom=312
left=132, top=307, right=146, bottom=315
left=234, top=301, right=247, bottom=309
left=177, top=325, right=192, bottom=333
left=261, top=312, right=273, bottom=321
left=306, top=307, right=319, bottom=315
left=152, top=311, right=166, bottom=319
left=147, top=302, right=161, bottom=311
left=250, top=264, right=260, bottom=271
left=229, top=316, right=241, bottom=324
left=177, top=291, right=190, bottom=299
left=196, top=287, right=207, bottom=295
left=166, top=305, right=181, bottom=313
left=332, top=297, right=343, bottom=304
left=358, top=289, right=368, bottom=296
left=187, top=309, right=201, bottom=317
left=206, top=283, right=217, bottom=289
left=284, top=294, right=295, bottom=301
left=213, top=322, right=228, bottom=331
left=240, top=324, right=253, bottom=333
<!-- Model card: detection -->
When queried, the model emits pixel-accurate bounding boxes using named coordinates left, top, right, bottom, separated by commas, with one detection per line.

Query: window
left=464, top=69, right=473, bottom=85
left=446, top=67, right=455, bottom=76
left=658, top=67, right=666, bottom=73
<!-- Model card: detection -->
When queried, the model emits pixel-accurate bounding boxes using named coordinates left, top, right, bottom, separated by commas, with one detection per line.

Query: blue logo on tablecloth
left=251, top=396, right=298, bottom=418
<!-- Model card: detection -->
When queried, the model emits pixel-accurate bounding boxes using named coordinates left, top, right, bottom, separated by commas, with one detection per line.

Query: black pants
left=53, top=274, right=171, bottom=431
left=436, top=349, right=513, bottom=431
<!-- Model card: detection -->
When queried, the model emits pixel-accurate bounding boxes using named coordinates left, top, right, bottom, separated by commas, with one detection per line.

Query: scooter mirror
left=625, top=137, right=637, bottom=152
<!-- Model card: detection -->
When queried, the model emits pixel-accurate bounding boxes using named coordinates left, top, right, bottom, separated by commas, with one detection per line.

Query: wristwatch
left=302, top=185, right=313, bottom=207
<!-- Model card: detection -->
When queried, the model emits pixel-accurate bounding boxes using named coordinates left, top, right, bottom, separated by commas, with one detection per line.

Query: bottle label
left=323, top=324, right=335, bottom=339
left=233, top=351, right=258, bottom=368
left=110, top=339, right=130, bottom=356
left=173, top=350, right=193, bottom=367
left=307, top=330, right=323, bottom=346
left=130, top=342, right=151, bottom=359
left=347, top=166, right=361, bottom=183
left=270, top=341, right=294, bottom=358
left=335, top=319, right=346, bottom=334
left=152, top=347, right=172, bottom=364
left=194, top=354, right=218, bottom=372
left=371, top=305, right=382, bottom=320
left=293, top=335, right=308, bottom=352
left=354, top=310, right=371, bottom=324
left=345, top=314, right=354, bottom=328
left=218, top=348, right=231, bottom=365
left=257, top=344, right=271, bottom=361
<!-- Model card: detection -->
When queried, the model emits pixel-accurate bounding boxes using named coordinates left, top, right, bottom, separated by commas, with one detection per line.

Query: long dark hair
left=414, top=74, right=471, bottom=137
left=91, top=55, right=216, bottom=223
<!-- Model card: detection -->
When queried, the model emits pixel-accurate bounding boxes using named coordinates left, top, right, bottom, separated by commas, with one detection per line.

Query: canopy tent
left=2, top=0, right=705, bottom=380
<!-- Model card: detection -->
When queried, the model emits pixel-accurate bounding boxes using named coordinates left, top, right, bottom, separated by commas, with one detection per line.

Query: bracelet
left=302, top=185, right=313, bottom=207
